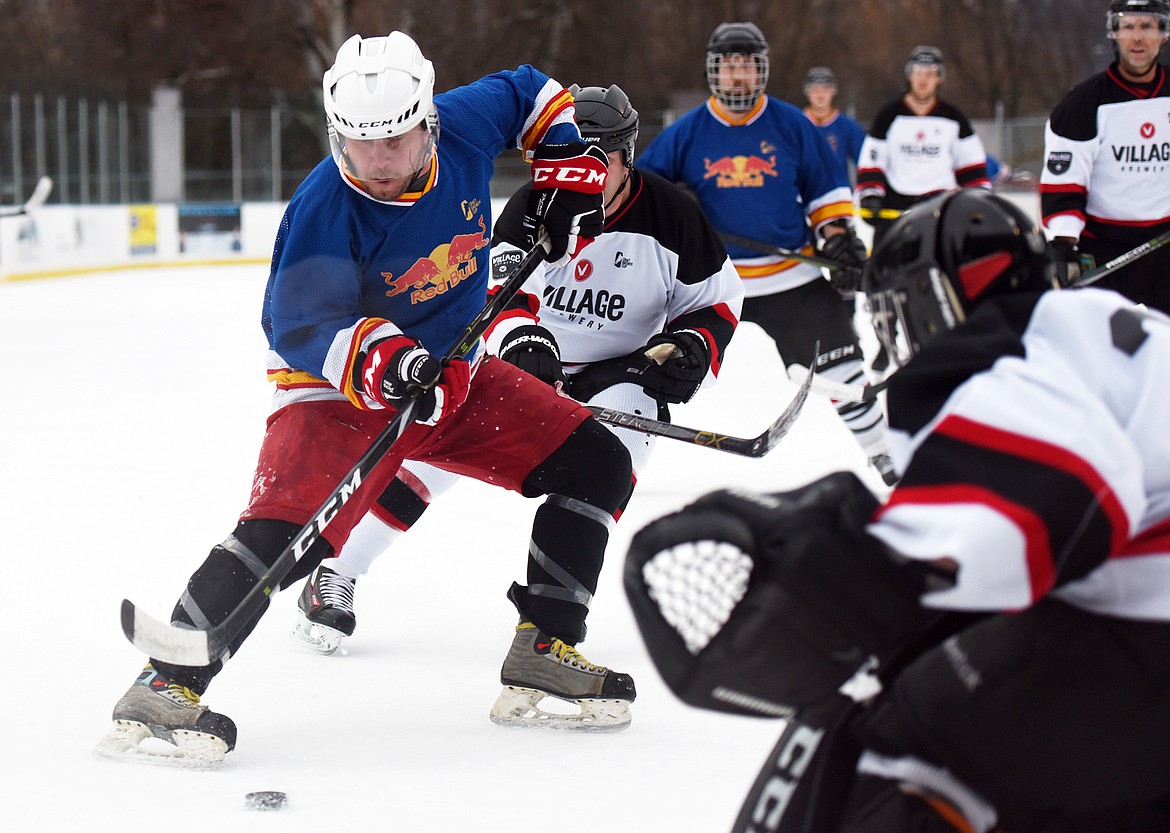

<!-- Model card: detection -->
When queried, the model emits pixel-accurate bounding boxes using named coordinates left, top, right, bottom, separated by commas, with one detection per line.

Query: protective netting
left=640, top=539, right=752, bottom=654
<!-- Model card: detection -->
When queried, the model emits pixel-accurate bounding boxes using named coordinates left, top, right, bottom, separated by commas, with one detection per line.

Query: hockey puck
left=244, top=791, right=287, bottom=811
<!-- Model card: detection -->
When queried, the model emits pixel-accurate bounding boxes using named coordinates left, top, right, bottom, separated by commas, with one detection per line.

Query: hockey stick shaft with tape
left=1072, top=228, right=1170, bottom=288
left=718, top=230, right=849, bottom=271
left=121, top=237, right=549, bottom=665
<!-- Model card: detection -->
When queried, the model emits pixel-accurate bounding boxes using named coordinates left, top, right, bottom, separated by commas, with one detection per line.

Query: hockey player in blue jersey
left=96, top=32, right=638, bottom=765
left=637, top=21, right=896, bottom=486
left=801, top=66, right=866, bottom=186
left=290, top=84, right=744, bottom=661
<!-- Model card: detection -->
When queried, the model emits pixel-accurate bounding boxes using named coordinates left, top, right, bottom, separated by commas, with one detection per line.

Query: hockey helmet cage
left=323, top=31, right=436, bottom=140
left=803, top=66, right=838, bottom=93
left=568, top=84, right=640, bottom=167
left=905, top=44, right=945, bottom=79
left=706, top=22, right=770, bottom=112
left=1107, top=0, right=1170, bottom=37
left=862, top=190, right=1059, bottom=367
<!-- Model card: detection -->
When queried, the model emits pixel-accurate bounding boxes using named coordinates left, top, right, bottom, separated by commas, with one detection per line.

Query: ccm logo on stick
left=748, top=720, right=824, bottom=832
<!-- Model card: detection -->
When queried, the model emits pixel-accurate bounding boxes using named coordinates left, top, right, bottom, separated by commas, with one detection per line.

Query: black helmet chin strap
left=604, top=168, right=631, bottom=213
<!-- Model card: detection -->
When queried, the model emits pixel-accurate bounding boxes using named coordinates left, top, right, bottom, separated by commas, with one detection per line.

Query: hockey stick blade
left=121, top=237, right=549, bottom=666
left=786, top=363, right=887, bottom=403
left=587, top=357, right=814, bottom=458
left=0, top=175, right=53, bottom=217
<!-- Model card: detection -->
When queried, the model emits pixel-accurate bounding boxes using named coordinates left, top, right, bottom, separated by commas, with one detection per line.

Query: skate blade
left=93, top=720, right=227, bottom=769
left=291, top=612, right=345, bottom=656
left=489, top=685, right=632, bottom=733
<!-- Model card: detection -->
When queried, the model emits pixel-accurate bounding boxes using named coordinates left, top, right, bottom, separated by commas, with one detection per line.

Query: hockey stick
left=121, top=237, right=549, bottom=666
left=858, top=205, right=902, bottom=221
left=588, top=352, right=815, bottom=457
left=0, top=175, right=53, bottom=217
left=1072, top=228, right=1170, bottom=288
left=786, top=363, right=887, bottom=404
left=717, top=230, right=848, bottom=271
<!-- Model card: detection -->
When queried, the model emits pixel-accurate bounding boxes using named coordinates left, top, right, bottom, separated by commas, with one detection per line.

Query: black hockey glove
left=638, top=330, right=710, bottom=404
left=523, top=141, right=608, bottom=267
left=1051, top=236, right=1084, bottom=286
left=820, top=222, right=868, bottom=293
left=624, top=471, right=942, bottom=719
left=497, top=324, right=566, bottom=386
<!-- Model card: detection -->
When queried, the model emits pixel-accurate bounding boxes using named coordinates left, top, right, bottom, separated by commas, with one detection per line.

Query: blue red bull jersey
left=262, top=66, right=580, bottom=410
left=804, top=108, right=867, bottom=185
left=636, top=95, right=854, bottom=296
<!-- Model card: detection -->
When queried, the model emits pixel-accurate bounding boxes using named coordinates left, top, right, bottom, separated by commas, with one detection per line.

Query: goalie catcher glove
left=357, top=335, right=470, bottom=426
left=524, top=141, right=608, bottom=266
left=497, top=324, right=566, bottom=386
left=623, top=471, right=940, bottom=720
left=637, top=330, right=710, bottom=404
left=820, top=221, right=868, bottom=293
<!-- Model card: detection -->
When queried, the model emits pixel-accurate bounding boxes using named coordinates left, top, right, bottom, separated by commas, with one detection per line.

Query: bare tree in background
left=0, top=0, right=1130, bottom=140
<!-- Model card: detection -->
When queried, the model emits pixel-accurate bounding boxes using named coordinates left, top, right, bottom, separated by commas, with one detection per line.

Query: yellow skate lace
left=165, top=683, right=202, bottom=707
left=517, top=621, right=607, bottom=672
left=551, top=640, right=605, bottom=672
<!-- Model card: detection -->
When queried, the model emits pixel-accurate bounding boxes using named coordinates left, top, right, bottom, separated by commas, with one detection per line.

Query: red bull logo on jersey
left=703, top=154, right=778, bottom=188
left=382, top=216, right=488, bottom=303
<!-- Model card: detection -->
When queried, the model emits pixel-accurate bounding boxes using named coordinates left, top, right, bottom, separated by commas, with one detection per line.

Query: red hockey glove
left=358, top=335, right=470, bottom=425
left=524, top=141, right=608, bottom=266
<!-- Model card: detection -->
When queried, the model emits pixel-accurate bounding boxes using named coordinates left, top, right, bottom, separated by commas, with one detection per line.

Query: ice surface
left=0, top=263, right=880, bottom=832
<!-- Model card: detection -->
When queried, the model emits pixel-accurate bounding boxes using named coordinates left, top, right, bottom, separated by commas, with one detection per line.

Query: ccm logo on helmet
left=335, top=101, right=421, bottom=131
left=531, top=167, right=607, bottom=186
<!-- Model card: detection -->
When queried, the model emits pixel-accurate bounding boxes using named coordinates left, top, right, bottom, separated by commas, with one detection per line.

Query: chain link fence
left=2, top=90, right=1049, bottom=208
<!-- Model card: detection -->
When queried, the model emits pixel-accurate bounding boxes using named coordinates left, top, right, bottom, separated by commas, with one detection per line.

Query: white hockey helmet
left=323, top=32, right=435, bottom=140
left=323, top=32, right=440, bottom=200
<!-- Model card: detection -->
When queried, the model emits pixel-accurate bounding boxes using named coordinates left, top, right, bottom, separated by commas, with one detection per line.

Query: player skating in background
left=857, top=45, right=990, bottom=245
left=294, top=83, right=744, bottom=662
left=801, top=66, right=866, bottom=186
left=856, top=44, right=990, bottom=371
left=1041, top=0, right=1170, bottom=312
left=626, top=189, right=1170, bottom=832
left=97, top=32, right=639, bottom=764
left=637, top=21, right=896, bottom=486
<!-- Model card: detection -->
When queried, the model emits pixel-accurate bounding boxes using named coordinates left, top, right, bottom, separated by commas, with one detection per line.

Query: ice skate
left=869, top=452, right=898, bottom=487
left=94, top=664, right=236, bottom=768
left=291, top=564, right=357, bottom=655
left=490, top=622, right=636, bottom=732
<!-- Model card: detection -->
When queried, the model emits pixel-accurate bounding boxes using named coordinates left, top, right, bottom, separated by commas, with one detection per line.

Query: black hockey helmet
left=803, top=66, right=838, bottom=94
left=905, top=45, right=945, bottom=79
left=1107, top=0, right=1170, bottom=37
left=705, top=22, right=769, bottom=111
left=862, top=190, right=1060, bottom=367
left=568, top=84, right=640, bottom=167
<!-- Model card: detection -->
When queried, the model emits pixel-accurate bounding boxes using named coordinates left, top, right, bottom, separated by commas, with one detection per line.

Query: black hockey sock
left=152, top=518, right=327, bottom=692
left=515, top=419, right=632, bottom=642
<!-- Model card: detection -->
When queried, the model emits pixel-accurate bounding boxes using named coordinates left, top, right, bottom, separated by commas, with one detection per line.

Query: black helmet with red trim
left=862, top=190, right=1060, bottom=367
